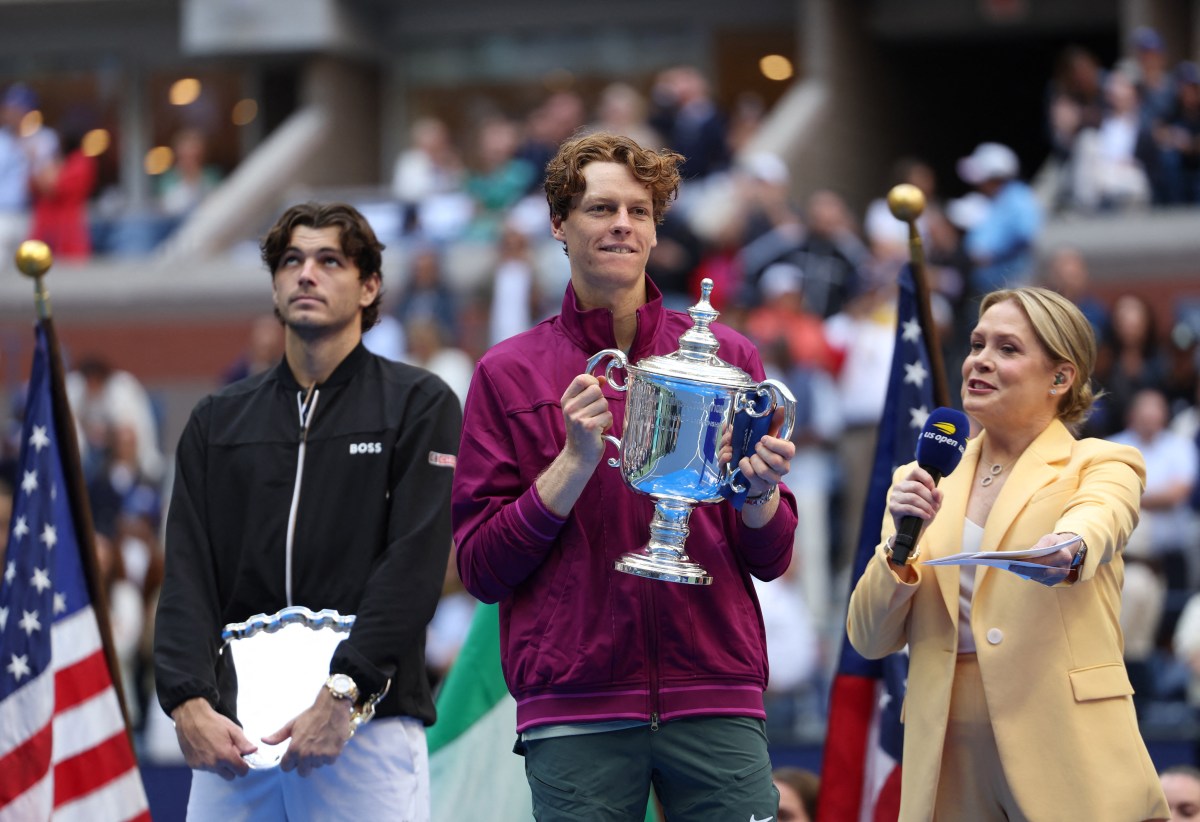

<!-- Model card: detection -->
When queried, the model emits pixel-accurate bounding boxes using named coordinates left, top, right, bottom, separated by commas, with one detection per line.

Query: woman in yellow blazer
left=848, top=287, right=1170, bottom=821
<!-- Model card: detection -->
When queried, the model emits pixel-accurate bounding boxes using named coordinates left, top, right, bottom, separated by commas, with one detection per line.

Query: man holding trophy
left=453, top=133, right=798, bottom=820
left=154, top=202, right=460, bottom=820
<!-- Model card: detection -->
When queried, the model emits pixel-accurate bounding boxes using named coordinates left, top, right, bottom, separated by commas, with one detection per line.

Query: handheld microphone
left=890, top=407, right=970, bottom=566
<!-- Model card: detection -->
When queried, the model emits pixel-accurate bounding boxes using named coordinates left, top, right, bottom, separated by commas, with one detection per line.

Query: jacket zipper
left=644, top=580, right=660, bottom=731
left=285, top=385, right=319, bottom=606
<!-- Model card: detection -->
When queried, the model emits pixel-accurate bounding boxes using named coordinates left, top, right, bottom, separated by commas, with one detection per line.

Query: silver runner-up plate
left=221, top=606, right=356, bottom=769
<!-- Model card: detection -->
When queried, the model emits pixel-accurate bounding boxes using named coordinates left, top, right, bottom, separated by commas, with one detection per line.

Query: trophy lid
left=634, top=278, right=756, bottom=388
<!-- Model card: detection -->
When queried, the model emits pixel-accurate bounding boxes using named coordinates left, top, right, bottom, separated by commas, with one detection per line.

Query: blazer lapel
left=975, top=420, right=1074, bottom=589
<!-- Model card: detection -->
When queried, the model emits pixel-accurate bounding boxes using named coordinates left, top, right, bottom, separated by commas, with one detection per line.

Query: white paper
left=922, top=533, right=1082, bottom=567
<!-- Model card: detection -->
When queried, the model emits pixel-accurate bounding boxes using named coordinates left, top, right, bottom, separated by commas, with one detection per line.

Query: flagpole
left=887, top=184, right=951, bottom=408
left=14, top=240, right=137, bottom=742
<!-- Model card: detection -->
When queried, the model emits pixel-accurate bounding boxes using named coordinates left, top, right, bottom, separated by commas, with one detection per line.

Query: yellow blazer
left=848, top=420, right=1170, bottom=822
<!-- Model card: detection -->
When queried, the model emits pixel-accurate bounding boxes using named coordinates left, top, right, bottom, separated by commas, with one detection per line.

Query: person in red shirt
left=30, top=121, right=97, bottom=260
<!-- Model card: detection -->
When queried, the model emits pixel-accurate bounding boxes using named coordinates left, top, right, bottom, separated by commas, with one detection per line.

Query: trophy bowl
left=587, top=278, right=795, bottom=585
left=221, top=606, right=356, bottom=769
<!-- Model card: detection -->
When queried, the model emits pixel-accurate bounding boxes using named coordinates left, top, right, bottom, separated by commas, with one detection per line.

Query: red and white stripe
left=0, top=606, right=149, bottom=821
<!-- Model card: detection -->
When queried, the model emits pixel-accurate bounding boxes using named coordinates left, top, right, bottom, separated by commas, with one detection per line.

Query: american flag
left=0, top=325, right=149, bottom=821
left=817, top=265, right=934, bottom=822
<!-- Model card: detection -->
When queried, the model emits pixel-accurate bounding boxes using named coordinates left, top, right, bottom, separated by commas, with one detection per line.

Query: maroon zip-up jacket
left=452, top=278, right=797, bottom=732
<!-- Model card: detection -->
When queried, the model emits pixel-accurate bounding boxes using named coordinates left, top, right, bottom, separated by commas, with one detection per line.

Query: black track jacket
left=154, top=343, right=461, bottom=726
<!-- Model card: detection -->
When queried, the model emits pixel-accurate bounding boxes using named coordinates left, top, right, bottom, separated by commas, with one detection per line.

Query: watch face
left=328, top=674, right=357, bottom=699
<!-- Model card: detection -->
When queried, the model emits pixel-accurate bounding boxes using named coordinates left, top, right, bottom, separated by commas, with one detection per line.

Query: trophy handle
left=725, top=379, right=798, bottom=495
left=585, top=348, right=629, bottom=392
left=602, top=434, right=622, bottom=468
left=738, top=379, right=797, bottom=441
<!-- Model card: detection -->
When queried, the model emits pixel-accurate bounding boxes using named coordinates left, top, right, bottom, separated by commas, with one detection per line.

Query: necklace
left=978, top=457, right=1012, bottom=487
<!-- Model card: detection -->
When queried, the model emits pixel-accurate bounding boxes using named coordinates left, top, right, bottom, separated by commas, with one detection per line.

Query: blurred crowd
left=0, top=82, right=224, bottom=265
left=2, top=55, right=1200, bottom=765
left=1046, top=26, right=1200, bottom=212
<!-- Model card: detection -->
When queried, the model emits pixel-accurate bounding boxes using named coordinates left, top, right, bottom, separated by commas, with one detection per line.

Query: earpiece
left=1053, top=373, right=1065, bottom=385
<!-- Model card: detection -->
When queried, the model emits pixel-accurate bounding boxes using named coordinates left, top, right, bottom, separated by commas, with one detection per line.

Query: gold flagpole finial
left=15, top=239, right=53, bottom=320
left=886, top=183, right=926, bottom=223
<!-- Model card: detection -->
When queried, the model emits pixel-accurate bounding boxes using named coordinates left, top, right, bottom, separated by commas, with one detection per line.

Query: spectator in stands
left=487, top=222, right=542, bottom=347
left=751, top=293, right=843, bottom=627
left=773, top=766, right=820, bottom=822
left=1069, top=70, right=1153, bottom=211
left=463, top=116, right=538, bottom=242
left=688, top=151, right=798, bottom=315
left=1128, top=27, right=1176, bottom=204
left=719, top=152, right=803, bottom=308
left=649, top=65, right=730, bottom=181
left=404, top=318, right=474, bottom=408
left=863, top=157, right=941, bottom=260
left=1, top=83, right=59, bottom=180
left=1160, top=765, right=1200, bottom=821
left=157, top=128, right=222, bottom=228
left=587, top=82, right=660, bottom=150
left=1164, top=62, right=1200, bottom=205
left=96, top=529, right=148, bottom=727
left=394, top=244, right=460, bottom=347
left=1170, top=380, right=1200, bottom=518
left=29, top=115, right=97, bottom=261
left=66, top=356, right=164, bottom=484
left=824, top=278, right=897, bottom=574
left=864, top=157, right=963, bottom=349
left=221, top=313, right=285, bottom=385
left=391, top=116, right=468, bottom=240
left=85, top=421, right=156, bottom=541
left=1040, top=246, right=1108, bottom=338
left=1131, top=27, right=1175, bottom=128
left=755, top=189, right=869, bottom=321
left=516, top=90, right=586, bottom=194
left=1091, top=292, right=1168, bottom=437
left=726, top=90, right=768, bottom=157
left=1174, top=594, right=1200, bottom=757
left=644, top=206, right=705, bottom=310
left=0, top=84, right=32, bottom=266
left=957, top=142, right=1044, bottom=297
left=1046, top=45, right=1108, bottom=163
left=747, top=263, right=841, bottom=375
left=1110, top=388, right=1198, bottom=593
left=754, top=545, right=820, bottom=735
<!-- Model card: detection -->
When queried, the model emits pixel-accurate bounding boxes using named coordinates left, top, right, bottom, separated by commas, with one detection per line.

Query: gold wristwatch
left=325, top=673, right=359, bottom=703
left=325, top=673, right=392, bottom=737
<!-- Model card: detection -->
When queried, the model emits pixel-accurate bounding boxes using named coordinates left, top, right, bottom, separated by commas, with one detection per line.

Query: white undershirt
left=958, top=519, right=985, bottom=653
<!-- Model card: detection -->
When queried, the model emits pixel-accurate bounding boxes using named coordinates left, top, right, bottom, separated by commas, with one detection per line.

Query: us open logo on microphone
left=920, top=427, right=966, bottom=455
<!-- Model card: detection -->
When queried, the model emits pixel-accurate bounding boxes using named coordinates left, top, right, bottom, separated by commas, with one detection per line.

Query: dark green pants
left=523, top=716, right=778, bottom=822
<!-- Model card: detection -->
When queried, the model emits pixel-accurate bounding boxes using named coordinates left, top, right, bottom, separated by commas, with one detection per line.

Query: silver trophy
left=586, top=278, right=796, bottom=585
left=221, top=606, right=388, bottom=768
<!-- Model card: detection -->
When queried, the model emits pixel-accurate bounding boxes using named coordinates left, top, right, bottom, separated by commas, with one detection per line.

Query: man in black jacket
left=154, top=202, right=461, bottom=820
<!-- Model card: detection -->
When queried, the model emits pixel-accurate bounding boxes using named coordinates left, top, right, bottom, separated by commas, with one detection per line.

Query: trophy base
left=615, top=551, right=713, bottom=586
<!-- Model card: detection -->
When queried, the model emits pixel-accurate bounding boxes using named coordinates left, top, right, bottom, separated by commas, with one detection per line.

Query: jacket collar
left=557, top=275, right=667, bottom=359
left=273, top=341, right=370, bottom=392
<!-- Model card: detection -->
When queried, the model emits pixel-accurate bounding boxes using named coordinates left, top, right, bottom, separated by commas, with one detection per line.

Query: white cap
left=759, top=262, right=803, bottom=299
left=957, top=142, right=1019, bottom=185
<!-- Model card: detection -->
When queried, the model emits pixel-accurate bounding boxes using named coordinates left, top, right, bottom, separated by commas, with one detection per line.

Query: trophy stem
left=614, top=498, right=713, bottom=585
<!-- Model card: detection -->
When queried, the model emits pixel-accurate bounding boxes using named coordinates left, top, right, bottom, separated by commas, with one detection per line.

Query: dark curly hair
left=544, top=132, right=683, bottom=226
left=260, top=201, right=384, bottom=332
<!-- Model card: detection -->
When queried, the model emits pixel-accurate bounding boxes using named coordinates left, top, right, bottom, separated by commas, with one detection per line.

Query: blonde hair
left=979, top=286, right=1099, bottom=430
